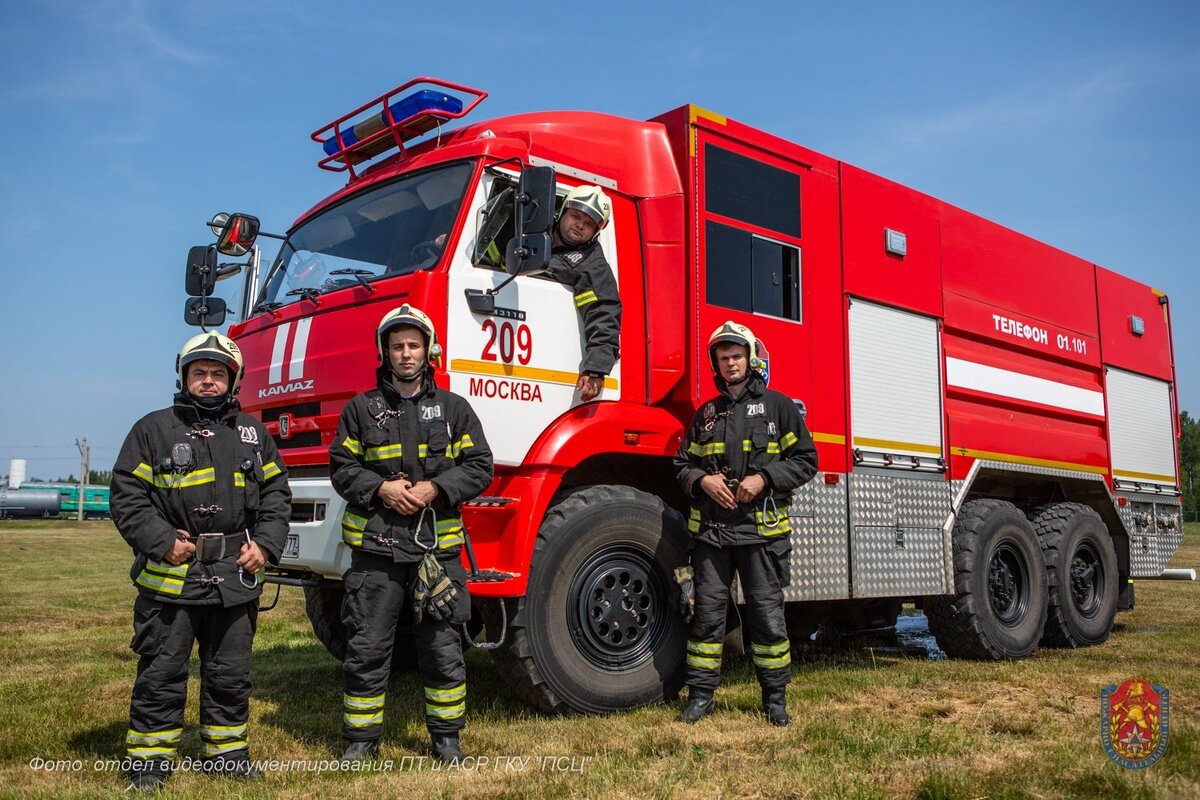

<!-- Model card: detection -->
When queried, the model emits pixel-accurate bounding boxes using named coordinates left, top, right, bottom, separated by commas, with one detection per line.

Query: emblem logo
left=278, top=413, right=292, bottom=440
left=1101, top=677, right=1169, bottom=769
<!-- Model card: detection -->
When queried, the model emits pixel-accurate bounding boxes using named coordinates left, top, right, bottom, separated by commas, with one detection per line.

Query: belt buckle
left=196, top=533, right=225, bottom=562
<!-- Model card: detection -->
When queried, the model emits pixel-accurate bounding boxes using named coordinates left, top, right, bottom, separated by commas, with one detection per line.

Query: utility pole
left=75, top=438, right=89, bottom=522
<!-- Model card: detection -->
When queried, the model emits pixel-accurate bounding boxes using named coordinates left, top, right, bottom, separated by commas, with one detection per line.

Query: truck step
left=463, top=496, right=518, bottom=507
left=468, top=569, right=519, bottom=583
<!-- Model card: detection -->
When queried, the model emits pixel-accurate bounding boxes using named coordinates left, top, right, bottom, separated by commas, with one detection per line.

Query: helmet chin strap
left=724, top=371, right=752, bottom=388
left=390, top=361, right=429, bottom=385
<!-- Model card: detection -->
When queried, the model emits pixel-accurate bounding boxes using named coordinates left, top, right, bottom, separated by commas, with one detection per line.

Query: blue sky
left=1, top=1, right=1197, bottom=479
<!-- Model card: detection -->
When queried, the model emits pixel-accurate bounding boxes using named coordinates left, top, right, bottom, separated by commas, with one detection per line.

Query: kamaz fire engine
left=184, top=77, right=1185, bottom=714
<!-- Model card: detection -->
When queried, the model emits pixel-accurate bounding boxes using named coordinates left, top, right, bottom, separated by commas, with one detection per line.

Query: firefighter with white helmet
left=111, top=332, right=291, bottom=791
left=329, top=304, right=493, bottom=763
left=544, top=183, right=621, bottom=402
left=672, top=321, right=818, bottom=726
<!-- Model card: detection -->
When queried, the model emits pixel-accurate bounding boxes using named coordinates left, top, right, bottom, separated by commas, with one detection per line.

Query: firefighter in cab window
left=329, top=304, right=493, bottom=764
left=110, top=333, right=291, bottom=792
left=673, top=322, right=818, bottom=727
left=544, top=184, right=621, bottom=402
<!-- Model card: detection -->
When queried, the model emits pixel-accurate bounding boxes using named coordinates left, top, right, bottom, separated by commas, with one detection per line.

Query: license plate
left=283, top=534, right=300, bottom=558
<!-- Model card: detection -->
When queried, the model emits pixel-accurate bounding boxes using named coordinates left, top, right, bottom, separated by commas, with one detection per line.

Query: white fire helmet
left=176, top=332, right=244, bottom=396
left=707, top=320, right=767, bottom=374
left=559, top=184, right=611, bottom=238
left=377, top=303, right=443, bottom=368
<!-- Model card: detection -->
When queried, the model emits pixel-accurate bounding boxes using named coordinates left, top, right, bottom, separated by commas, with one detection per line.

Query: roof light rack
left=311, top=77, right=487, bottom=179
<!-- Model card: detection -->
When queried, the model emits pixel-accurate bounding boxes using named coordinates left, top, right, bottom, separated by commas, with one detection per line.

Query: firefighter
left=111, top=332, right=291, bottom=792
left=672, top=321, right=818, bottom=726
left=330, top=304, right=493, bottom=763
left=544, top=183, right=621, bottom=402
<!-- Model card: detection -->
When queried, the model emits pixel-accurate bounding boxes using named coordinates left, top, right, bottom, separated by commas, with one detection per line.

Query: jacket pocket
left=421, top=426, right=450, bottom=476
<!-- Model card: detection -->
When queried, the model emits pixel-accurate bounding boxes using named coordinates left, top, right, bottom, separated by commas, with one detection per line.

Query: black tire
left=927, top=499, right=1048, bottom=660
left=303, top=582, right=419, bottom=672
left=1029, top=503, right=1118, bottom=647
left=492, top=486, right=689, bottom=714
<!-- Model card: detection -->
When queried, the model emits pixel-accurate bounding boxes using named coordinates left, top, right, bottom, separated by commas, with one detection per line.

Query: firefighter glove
left=413, top=552, right=458, bottom=625
left=674, top=565, right=695, bottom=624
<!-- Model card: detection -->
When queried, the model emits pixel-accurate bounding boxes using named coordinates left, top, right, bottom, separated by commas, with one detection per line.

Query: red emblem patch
left=1101, top=676, right=1169, bottom=769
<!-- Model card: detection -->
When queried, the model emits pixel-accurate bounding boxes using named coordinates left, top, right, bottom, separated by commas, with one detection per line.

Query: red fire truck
left=186, top=77, right=1184, bottom=714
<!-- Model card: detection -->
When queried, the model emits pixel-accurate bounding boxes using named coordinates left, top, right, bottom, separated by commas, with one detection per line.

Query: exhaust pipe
left=1144, top=568, right=1197, bottom=581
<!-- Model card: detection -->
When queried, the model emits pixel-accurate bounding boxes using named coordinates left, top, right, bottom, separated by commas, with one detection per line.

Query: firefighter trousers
left=125, top=594, right=257, bottom=763
left=685, top=540, right=791, bottom=693
left=341, top=551, right=470, bottom=741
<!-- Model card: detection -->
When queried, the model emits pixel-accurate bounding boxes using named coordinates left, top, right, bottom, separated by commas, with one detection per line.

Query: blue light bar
left=322, top=90, right=464, bottom=156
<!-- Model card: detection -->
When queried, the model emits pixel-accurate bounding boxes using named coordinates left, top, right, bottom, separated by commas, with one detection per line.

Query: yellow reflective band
left=126, top=728, right=183, bottom=745
left=450, top=435, right=474, bottom=458
left=436, top=517, right=465, bottom=550
left=426, top=702, right=466, bottom=719
left=754, top=511, right=791, bottom=538
left=752, top=653, right=792, bottom=669
left=127, top=746, right=177, bottom=758
left=765, top=442, right=781, bottom=454
left=133, top=463, right=154, bottom=483
left=687, top=508, right=701, bottom=533
left=344, top=693, right=385, bottom=710
left=750, top=640, right=790, bottom=656
left=201, top=739, right=248, bottom=757
left=687, top=441, right=725, bottom=457
left=688, top=640, right=722, bottom=654
left=780, top=431, right=799, bottom=451
left=686, top=654, right=721, bottom=670
left=574, top=290, right=598, bottom=307
left=344, top=711, right=384, bottom=728
left=150, top=467, right=217, bottom=489
left=365, top=444, right=403, bottom=462
left=343, top=437, right=363, bottom=456
left=262, top=461, right=281, bottom=480
left=200, top=723, right=247, bottom=736
left=341, top=512, right=368, bottom=547
left=233, top=472, right=245, bottom=488
left=135, top=562, right=189, bottom=596
left=424, top=684, right=466, bottom=702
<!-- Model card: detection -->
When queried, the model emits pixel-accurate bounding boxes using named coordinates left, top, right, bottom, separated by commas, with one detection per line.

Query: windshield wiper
left=252, top=300, right=283, bottom=315
left=329, top=268, right=378, bottom=294
left=286, top=287, right=321, bottom=305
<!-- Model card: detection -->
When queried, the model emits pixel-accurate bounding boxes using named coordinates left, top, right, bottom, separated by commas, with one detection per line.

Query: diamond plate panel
left=1119, top=495, right=1184, bottom=577
left=849, top=474, right=953, bottom=597
left=785, top=478, right=850, bottom=601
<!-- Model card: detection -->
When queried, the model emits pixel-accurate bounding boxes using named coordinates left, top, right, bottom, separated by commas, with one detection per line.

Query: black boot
left=340, top=739, right=380, bottom=761
left=677, top=689, right=715, bottom=723
left=125, top=760, right=170, bottom=793
left=431, top=733, right=465, bottom=763
left=762, top=687, right=791, bottom=727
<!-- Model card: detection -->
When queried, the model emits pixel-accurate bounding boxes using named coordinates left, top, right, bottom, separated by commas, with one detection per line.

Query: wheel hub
left=987, top=541, right=1029, bottom=626
left=1069, top=541, right=1103, bottom=618
left=569, top=547, right=666, bottom=669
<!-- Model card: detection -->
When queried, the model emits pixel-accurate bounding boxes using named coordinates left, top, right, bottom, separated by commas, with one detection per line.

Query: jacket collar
left=172, top=393, right=239, bottom=425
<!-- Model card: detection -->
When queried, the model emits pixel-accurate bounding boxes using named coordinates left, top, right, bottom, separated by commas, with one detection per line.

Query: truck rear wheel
left=927, top=499, right=1048, bottom=660
left=303, top=582, right=418, bottom=672
left=492, top=485, right=689, bottom=714
left=1029, top=503, right=1118, bottom=647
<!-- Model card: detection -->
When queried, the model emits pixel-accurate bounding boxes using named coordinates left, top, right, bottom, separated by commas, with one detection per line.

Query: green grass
left=1, top=521, right=1197, bottom=799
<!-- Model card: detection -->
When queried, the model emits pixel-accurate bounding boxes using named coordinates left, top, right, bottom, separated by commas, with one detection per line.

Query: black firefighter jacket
left=674, top=374, right=818, bottom=548
left=544, top=239, right=622, bottom=377
left=329, top=372, right=493, bottom=563
left=111, top=395, right=291, bottom=607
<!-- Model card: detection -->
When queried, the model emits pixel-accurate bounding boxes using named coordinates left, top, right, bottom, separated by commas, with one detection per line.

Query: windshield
left=258, top=161, right=474, bottom=308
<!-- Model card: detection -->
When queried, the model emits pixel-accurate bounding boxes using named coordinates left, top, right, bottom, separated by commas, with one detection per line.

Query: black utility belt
left=190, top=531, right=249, bottom=563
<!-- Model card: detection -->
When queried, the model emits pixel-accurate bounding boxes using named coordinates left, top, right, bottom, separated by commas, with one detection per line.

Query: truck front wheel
left=493, top=485, right=689, bottom=714
left=927, top=499, right=1048, bottom=660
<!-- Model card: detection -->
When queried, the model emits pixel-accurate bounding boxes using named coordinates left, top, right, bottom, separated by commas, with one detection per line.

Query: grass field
left=1, top=520, right=1197, bottom=799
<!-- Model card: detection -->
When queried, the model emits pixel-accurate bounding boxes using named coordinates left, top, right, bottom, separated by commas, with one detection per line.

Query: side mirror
left=185, top=245, right=218, bottom=296
left=517, top=166, right=556, bottom=234
left=184, top=296, right=228, bottom=327
left=213, top=213, right=261, bottom=257
left=505, top=232, right=551, bottom=276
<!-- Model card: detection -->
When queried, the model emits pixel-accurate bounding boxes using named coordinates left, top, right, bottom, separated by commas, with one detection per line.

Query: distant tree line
left=1181, top=411, right=1199, bottom=515
left=13, top=470, right=112, bottom=486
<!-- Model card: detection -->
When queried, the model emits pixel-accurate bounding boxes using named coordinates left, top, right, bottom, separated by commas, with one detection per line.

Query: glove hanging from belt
left=412, top=552, right=458, bottom=625
left=674, top=565, right=695, bottom=623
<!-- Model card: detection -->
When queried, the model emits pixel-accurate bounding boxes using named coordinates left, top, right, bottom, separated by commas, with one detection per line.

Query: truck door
left=694, top=133, right=809, bottom=408
left=446, top=169, right=621, bottom=467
